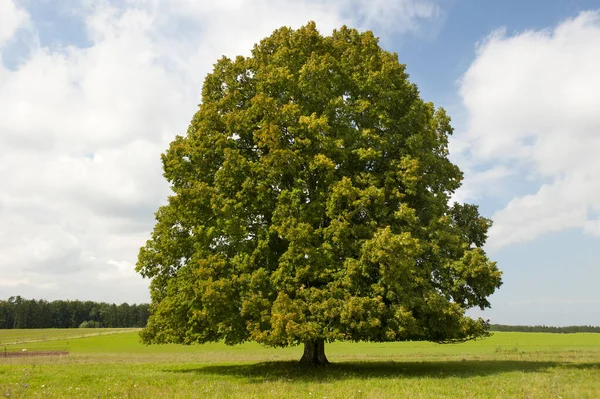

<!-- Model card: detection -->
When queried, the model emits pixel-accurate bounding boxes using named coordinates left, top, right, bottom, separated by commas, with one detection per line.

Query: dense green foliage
left=490, top=324, right=600, bottom=333
left=0, top=296, right=149, bottom=329
left=137, top=23, right=502, bottom=354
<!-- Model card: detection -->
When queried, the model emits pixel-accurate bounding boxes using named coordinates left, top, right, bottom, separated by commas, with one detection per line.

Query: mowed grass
left=1, top=330, right=599, bottom=398
left=0, top=328, right=139, bottom=346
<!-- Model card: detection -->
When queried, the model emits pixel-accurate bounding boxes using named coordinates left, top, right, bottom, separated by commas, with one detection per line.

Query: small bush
left=79, top=320, right=101, bottom=328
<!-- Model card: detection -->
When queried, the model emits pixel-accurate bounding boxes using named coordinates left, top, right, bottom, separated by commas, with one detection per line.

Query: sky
left=1, top=0, right=599, bottom=326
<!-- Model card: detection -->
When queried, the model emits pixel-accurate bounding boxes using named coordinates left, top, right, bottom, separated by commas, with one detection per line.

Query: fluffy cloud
left=0, top=0, right=440, bottom=302
left=456, top=11, right=600, bottom=250
left=0, top=0, right=28, bottom=47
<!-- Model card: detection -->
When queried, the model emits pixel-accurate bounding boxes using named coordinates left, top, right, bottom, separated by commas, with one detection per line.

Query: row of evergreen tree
left=2, top=297, right=598, bottom=333
left=0, top=296, right=149, bottom=329
left=489, top=324, right=600, bottom=333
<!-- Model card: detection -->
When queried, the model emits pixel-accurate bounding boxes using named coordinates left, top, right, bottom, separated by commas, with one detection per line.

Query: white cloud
left=0, top=0, right=440, bottom=302
left=342, top=0, right=440, bottom=34
left=456, top=11, right=600, bottom=250
left=451, top=164, right=513, bottom=204
left=0, top=0, right=28, bottom=48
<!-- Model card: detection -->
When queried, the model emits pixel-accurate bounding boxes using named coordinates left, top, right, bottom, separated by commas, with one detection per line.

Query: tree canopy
left=136, top=22, right=502, bottom=365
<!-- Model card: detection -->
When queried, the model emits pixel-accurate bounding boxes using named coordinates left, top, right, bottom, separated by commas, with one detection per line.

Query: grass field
left=1, top=329, right=599, bottom=398
left=0, top=328, right=139, bottom=346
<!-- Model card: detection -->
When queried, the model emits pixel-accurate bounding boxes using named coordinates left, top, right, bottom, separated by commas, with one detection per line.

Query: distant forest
left=489, top=324, right=600, bottom=333
left=2, top=297, right=599, bottom=333
left=0, top=296, right=149, bottom=329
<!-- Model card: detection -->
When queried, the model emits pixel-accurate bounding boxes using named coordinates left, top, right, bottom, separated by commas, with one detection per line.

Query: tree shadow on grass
left=165, top=360, right=600, bottom=382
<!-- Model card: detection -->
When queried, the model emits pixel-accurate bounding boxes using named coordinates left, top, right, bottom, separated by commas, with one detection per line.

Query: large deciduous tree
left=136, top=22, right=502, bottom=365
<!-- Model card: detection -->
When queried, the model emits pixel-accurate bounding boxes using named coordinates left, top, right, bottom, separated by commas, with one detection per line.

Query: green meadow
left=0, top=328, right=139, bottom=346
left=1, top=329, right=599, bottom=398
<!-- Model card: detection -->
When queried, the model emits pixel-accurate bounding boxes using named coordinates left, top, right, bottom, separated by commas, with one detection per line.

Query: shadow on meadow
left=166, top=360, right=600, bottom=382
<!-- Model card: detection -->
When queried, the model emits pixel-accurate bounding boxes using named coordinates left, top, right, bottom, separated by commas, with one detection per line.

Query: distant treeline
left=0, top=296, right=149, bottom=329
left=4, top=296, right=598, bottom=333
left=489, top=324, right=600, bottom=333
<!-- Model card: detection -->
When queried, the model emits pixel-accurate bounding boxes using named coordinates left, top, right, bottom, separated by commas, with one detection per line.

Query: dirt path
left=2, top=350, right=70, bottom=358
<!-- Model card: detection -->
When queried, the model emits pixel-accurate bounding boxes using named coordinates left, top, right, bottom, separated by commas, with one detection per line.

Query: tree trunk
left=299, top=339, right=329, bottom=366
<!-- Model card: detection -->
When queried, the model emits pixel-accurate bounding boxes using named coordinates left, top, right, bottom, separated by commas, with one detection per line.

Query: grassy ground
left=1, top=330, right=599, bottom=398
left=0, top=328, right=139, bottom=346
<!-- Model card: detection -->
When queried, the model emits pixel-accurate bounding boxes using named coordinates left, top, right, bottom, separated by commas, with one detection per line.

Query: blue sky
left=1, top=0, right=599, bottom=326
